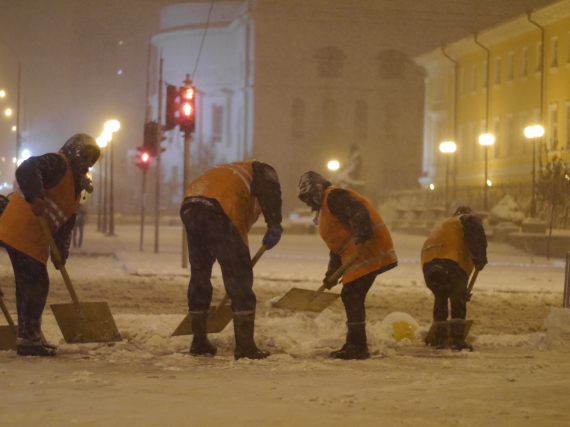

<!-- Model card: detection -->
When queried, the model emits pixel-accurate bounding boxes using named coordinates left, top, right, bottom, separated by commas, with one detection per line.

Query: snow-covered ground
left=1, top=225, right=569, bottom=426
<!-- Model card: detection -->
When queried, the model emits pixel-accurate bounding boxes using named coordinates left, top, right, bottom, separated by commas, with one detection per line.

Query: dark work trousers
left=341, top=271, right=378, bottom=323
left=423, top=259, right=469, bottom=322
left=72, top=222, right=84, bottom=248
left=3, top=243, right=50, bottom=340
left=181, top=198, right=256, bottom=314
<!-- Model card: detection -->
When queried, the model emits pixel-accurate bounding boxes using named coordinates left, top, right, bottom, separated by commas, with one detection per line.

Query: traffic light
left=136, top=147, right=151, bottom=170
left=143, top=121, right=159, bottom=157
left=179, top=85, right=195, bottom=134
left=164, top=84, right=179, bottom=131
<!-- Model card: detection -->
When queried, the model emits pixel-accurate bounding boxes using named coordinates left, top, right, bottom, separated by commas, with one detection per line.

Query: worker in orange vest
left=0, top=134, right=100, bottom=356
left=298, top=171, right=398, bottom=360
left=181, top=160, right=282, bottom=360
left=421, top=206, right=487, bottom=351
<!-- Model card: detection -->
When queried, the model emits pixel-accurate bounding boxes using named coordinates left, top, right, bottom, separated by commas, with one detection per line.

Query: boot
left=329, top=328, right=351, bottom=358
left=16, top=338, right=56, bottom=357
left=189, top=311, right=217, bottom=356
left=330, top=322, right=370, bottom=360
left=433, top=321, right=448, bottom=350
left=233, top=313, right=270, bottom=360
left=449, top=319, right=473, bottom=352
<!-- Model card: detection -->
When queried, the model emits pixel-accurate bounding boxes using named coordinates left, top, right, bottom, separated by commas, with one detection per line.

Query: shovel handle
left=0, top=296, right=17, bottom=335
left=38, top=215, right=85, bottom=320
left=467, top=270, right=479, bottom=293
left=214, top=245, right=267, bottom=312
left=311, top=248, right=364, bottom=302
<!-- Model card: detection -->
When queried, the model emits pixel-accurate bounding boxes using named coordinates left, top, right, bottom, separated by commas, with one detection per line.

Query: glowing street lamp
left=11, top=126, right=16, bottom=131
left=478, top=133, right=495, bottom=211
left=5, top=108, right=12, bottom=117
left=525, top=124, right=544, bottom=217
left=327, top=160, right=340, bottom=171
left=439, top=141, right=457, bottom=214
left=0, top=90, right=5, bottom=97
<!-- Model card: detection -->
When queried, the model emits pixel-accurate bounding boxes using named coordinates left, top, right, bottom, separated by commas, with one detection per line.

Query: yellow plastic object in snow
left=392, top=321, right=417, bottom=342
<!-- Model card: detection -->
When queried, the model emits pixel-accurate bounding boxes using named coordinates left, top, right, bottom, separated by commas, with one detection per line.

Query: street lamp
left=96, top=136, right=108, bottom=231
left=104, top=120, right=120, bottom=236
left=5, top=108, right=12, bottom=116
left=327, top=160, right=340, bottom=171
left=524, top=124, right=544, bottom=217
left=478, top=133, right=495, bottom=211
left=0, top=90, right=5, bottom=97
left=439, top=141, right=457, bottom=214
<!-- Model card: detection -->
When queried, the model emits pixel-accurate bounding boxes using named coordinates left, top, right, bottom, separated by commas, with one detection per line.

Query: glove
left=30, top=198, right=47, bottom=216
left=262, top=225, right=283, bottom=250
left=323, top=270, right=340, bottom=290
left=356, top=240, right=372, bottom=254
left=51, top=255, right=66, bottom=270
left=474, top=263, right=485, bottom=272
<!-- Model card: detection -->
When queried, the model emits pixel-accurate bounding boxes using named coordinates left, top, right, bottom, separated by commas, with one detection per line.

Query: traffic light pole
left=140, top=168, right=147, bottom=251
left=108, top=134, right=116, bottom=236
left=102, top=146, right=109, bottom=233
left=182, top=131, right=192, bottom=268
left=97, top=149, right=104, bottom=231
left=154, top=57, right=164, bottom=254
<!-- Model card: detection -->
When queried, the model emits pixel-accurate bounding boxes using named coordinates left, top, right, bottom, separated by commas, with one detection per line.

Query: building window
left=211, top=104, right=223, bottom=143
left=536, top=42, right=543, bottom=73
left=519, top=110, right=527, bottom=155
left=521, top=47, right=528, bottom=77
left=493, top=117, right=500, bottom=159
left=471, top=66, right=477, bottom=92
left=480, top=120, right=487, bottom=160
left=482, top=61, right=488, bottom=89
left=316, top=47, right=345, bottom=78
left=494, top=57, right=501, bottom=86
left=459, top=68, right=466, bottom=96
left=508, top=52, right=514, bottom=81
left=551, top=37, right=559, bottom=69
left=322, top=98, right=338, bottom=137
left=505, top=113, right=514, bottom=156
left=565, top=102, right=570, bottom=149
left=457, top=124, right=464, bottom=163
left=469, top=122, right=476, bottom=162
left=291, top=98, right=305, bottom=139
left=378, top=49, right=407, bottom=79
left=549, top=103, right=558, bottom=150
left=354, top=100, right=367, bottom=140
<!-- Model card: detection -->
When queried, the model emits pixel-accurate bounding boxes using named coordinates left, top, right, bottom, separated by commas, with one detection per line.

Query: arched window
left=291, top=98, right=305, bottom=138
left=316, top=47, right=345, bottom=78
left=354, top=100, right=367, bottom=141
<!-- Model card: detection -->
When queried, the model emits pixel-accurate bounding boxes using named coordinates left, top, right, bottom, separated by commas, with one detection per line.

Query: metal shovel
left=39, top=216, right=122, bottom=343
left=172, top=245, right=267, bottom=336
left=0, top=294, right=17, bottom=351
left=424, top=270, right=478, bottom=346
left=272, top=249, right=363, bottom=313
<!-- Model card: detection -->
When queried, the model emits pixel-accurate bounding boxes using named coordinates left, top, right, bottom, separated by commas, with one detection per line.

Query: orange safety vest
left=421, top=215, right=474, bottom=276
left=318, top=187, right=397, bottom=284
left=0, top=156, right=81, bottom=265
left=183, top=161, right=262, bottom=246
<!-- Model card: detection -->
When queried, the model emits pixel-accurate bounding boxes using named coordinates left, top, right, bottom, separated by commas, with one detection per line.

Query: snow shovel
left=171, top=245, right=267, bottom=336
left=424, top=270, right=478, bottom=346
left=272, top=249, right=363, bottom=313
left=38, top=216, right=122, bottom=344
left=0, top=293, right=17, bottom=351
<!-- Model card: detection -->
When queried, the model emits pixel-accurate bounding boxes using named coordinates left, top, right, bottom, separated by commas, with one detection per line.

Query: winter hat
left=453, top=206, right=473, bottom=216
left=298, top=171, right=331, bottom=210
left=59, top=133, right=100, bottom=193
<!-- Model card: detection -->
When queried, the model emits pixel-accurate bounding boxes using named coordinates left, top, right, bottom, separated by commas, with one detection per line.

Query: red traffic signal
left=179, top=85, right=195, bottom=134
left=136, top=147, right=151, bottom=170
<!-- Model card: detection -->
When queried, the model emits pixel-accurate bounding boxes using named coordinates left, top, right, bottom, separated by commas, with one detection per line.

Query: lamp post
left=96, top=136, right=108, bottom=231
left=104, top=120, right=120, bottom=236
left=478, top=133, right=495, bottom=211
left=524, top=124, right=544, bottom=217
left=439, top=141, right=457, bottom=214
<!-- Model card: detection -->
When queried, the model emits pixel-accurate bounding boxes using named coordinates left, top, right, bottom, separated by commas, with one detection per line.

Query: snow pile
left=544, top=307, right=570, bottom=349
left=490, top=194, right=526, bottom=225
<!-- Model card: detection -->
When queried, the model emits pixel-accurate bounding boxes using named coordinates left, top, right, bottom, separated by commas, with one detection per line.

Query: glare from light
left=478, top=133, right=495, bottom=146
left=429, top=183, right=435, bottom=190
left=141, top=152, right=150, bottom=162
left=12, top=157, right=17, bottom=163
left=101, top=130, right=113, bottom=143
left=524, top=126, right=535, bottom=139
left=22, top=149, right=30, bottom=160
left=17, top=159, right=23, bottom=166
left=439, top=141, right=457, bottom=153
left=96, top=136, right=108, bottom=148
left=524, top=125, right=544, bottom=139
left=11, top=126, right=16, bottom=131
left=183, top=103, right=192, bottom=116
left=184, top=88, right=194, bottom=99
left=5, top=108, right=12, bottom=117
left=104, top=120, right=120, bottom=133
left=118, top=70, right=122, bottom=75
left=327, top=160, right=340, bottom=171
left=533, top=125, right=544, bottom=137
left=487, top=180, right=492, bottom=187
left=0, top=90, right=5, bottom=97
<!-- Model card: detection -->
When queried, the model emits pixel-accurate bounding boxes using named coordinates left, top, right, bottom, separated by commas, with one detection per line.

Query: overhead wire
left=192, top=0, right=215, bottom=79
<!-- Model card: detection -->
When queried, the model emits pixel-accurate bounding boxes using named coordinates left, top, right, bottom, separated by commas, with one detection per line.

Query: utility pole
left=154, top=56, right=163, bottom=254
left=140, top=167, right=148, bottom=251
left=181, top=74, right=195, bottom=268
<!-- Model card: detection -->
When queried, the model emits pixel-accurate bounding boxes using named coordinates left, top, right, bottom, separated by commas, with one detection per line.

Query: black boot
left=449, top=319, right=473, bottom=351
left=329, top=328, right=351, bottom=358
left=330, top=322, right=370, bottom=360
left=16, top=338, right=56, bottom=357
left=233, top=313, right=269, bottom=360
left=433, top=321, right=448, bottom=350
left=189, top=311, right=217, bottom=356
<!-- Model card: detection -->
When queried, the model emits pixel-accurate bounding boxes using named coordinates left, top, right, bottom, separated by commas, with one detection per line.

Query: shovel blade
left=0, top=325, right=17, bottom=351
left=424, top=319, right=474, bottom=346
left=171, top=304, right=234, bottom=337
left=273, top=288, right=340, bottom=313
left=50, top=302, right=122, bottom=343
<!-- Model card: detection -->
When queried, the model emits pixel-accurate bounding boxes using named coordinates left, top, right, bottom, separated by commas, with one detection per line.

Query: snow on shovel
left=0, top=292, right=17, bottom=351
left=272, top=247, right=365, bottom=313
left=171, top=245, right=267, bottom=336
left=424, top=270, right=478, bottom=346
left=39, top=216, right=122, bottom=344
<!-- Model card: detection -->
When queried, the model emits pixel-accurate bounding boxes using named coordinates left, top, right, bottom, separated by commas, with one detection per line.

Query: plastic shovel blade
left=424, top=319, right=474, bottom=346
left=0, top=325, right=17, bottom=350
left=272, top=287, right=341, bottom=313
left=171, top=304, right=234, bottom=336
left=50, top=302, right=122, bottom=343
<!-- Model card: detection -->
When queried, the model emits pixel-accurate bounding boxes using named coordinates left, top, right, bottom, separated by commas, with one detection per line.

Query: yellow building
left=415, top=0, right=570, bottom=210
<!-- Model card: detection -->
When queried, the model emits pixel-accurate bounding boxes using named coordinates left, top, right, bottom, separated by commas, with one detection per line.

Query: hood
left=298, top=171, right=331, bottom=211
left=59, top=133, right=100, bottom=194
